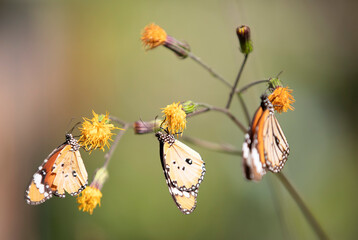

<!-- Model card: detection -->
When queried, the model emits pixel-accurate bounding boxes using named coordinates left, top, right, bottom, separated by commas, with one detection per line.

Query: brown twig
left=236, top=79, right=270, bottom=94
left=103, top=123, right=130, bottom=169
left=187, top=51, right=232, bottom=88
left=237, top=93, right=250, bottom=125
left=109, top=116, right=128, bottom=126
left=276, top=173, right=330, bottom=240
left=226, top=54, right=248, bottom=109
left=187, top=104, right=246, bottom=132
left=182, top=135, right=241, bottom=155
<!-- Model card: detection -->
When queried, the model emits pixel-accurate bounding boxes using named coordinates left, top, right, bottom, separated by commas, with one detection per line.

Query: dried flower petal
left=268, top=87, right=295, bottom=113
left=141, top=23, right=167, bottom=49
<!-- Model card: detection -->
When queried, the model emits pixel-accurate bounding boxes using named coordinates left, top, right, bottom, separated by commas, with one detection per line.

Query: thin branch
left=182, top=135, right=242, bottom=155
left=226, top=54, right=249, bottom=109
left=109, top=116, right=128, bottom=126
left=187, top=104, right=247, bottom=132
left=236, top=79, right=270, bottom=94
left=276, top=173, right=330, bottom=240
left=103, top=124, right=130, bottom=169
left=187, top=51, right=232, bottom=88
left=237, top=93, right=250, bottom=125
left=267, top=176, right=291, bottom=240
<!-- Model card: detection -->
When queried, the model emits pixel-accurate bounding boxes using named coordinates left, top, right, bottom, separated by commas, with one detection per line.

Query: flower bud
left=236, top=25, right=253, bottom=54
left=164, top=36, right=190, bottom=58
left=133, top=120, right=161, bottom=134
left=181, top=100, right=198, bottom=114
left=91, top=167, right=109, bottom=190
left=268, top=77, right=283, bottom=92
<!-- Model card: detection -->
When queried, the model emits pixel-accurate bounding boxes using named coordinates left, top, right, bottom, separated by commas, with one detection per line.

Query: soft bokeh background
left=1, top=1, right=357, bottom=239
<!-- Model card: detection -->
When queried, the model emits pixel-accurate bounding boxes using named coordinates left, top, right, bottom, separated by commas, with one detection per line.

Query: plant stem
left=226, top=54, right=248, bottom=109
left=276, top=173, right=330, bottom=240
left=237, top=93, right=250, bottom=125
left=181, top=135, right=241, bottom=155
left=103, top=123, right=130, bottom=169
left=187, top=104, right=246, bottom=132
left=109, top=116, right=128, bottom=126
left=187, top=51, right=232, bottom=88
left=236, top=79, right=270, bottom=94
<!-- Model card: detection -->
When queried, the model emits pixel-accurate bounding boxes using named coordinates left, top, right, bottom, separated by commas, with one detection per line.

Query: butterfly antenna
left=276, top=70, right=283, bottom=78
left=68, top=121, right=82, bottom=135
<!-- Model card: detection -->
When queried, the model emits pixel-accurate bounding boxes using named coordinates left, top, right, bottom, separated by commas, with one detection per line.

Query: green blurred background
left=1, top=0, right=357, bottom=239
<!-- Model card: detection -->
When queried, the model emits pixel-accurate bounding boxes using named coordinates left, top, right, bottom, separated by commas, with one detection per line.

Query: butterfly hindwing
left=156, top=132, right=206, bottom=214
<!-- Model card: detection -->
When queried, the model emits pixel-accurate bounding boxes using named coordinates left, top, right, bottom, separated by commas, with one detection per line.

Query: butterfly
left=155, top=131, right=206, bottom=214
left=242, top=95, right=289, bottom=181
left=25, top=134, right=88, bottom=205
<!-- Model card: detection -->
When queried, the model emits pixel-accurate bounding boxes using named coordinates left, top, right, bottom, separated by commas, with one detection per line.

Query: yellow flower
left=79, top=111, right=121, bottom=152
left=77, top=186, right=102, bottom=215
left=268, top=86, right=295, bottom=113
left=141, top=23, right=167, bottom=50
left=161, top=102, right=186, bottom=135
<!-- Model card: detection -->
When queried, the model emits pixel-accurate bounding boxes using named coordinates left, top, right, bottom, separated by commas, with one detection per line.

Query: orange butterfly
left=242, top=95, right=289, bottom=181
left=156, top=132, right=206, bottom=214
left=25, top=134, right=88, bottom=205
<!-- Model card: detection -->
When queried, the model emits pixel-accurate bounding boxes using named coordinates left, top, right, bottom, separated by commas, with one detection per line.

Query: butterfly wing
left=242, top=106, right=267, bottom=181
left=260, top=112, right=289, bottom=172
left=242, top=95, right=290, bottom=181
left=50, top=145, right=88, bottom=197
left=25, top=134, right=88, bottom=205
left=25, top=144, right=66, bottom=205
left=158, top=133, right=206, bottom=214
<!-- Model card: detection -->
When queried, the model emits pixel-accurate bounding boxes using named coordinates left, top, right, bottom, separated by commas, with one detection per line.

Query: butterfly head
left=260, top=94, right=274, bottom=112
left=65, top=134, right=80, bottom=151
left=155, top=131, right=175, bottom=146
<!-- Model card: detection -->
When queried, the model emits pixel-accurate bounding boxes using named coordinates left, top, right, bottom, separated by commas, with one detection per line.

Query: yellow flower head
left=268, top=86, right=295, bottom=113
left=79, top=111, right=121, bottom=152
left=161, top=102, right=186, bottom=135
left=141, top=23, right=167, bottom=49
left=77, top=186, right=102, bottom=215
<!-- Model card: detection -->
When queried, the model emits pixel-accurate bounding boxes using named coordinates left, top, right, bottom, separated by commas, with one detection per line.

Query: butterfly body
left=242, top=95, right=289, bottom=181
left=156, top=132, right=206, bottom=214
left=25, top=134, right=88, bottom=205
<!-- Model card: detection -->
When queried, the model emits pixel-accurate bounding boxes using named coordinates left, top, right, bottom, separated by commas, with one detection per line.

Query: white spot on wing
left=33, top=173, right=45, bottom=194
left=171, top=187, right=183, bottom=197
left=183, top=191, right=190, bottom=198
left=252, top=148, right=264, bottom=174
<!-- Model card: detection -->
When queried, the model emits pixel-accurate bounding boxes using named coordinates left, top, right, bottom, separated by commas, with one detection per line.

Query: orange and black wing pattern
left=156, top=132, right=206, bottom=214
left=25, top=134, right=88, bottom=205
left=242, top=95, right=289, bottom=181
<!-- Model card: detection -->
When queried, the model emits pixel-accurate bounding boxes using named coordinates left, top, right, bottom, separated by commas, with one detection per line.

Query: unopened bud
left=268, top=77, right=283, bottom=92
left=164, top=36, right=190, bottom=59
left=181, top=100, right=198, bottom=114
left=91, top=167, right=109, bottom=190
left=236, top=25, right=253, bottom=54
left=133, top=120, right=161, bottom=134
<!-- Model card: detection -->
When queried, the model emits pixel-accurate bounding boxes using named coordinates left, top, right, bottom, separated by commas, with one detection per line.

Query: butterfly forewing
left=157, top=132, right=206, bottom=214
left=262, top=113, right=289, bottom=172
left=25, top=134, right=87, bottom=205
left=51, top=146, right=87, bottom=197
left=164, top=140, right=204, bottom=190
